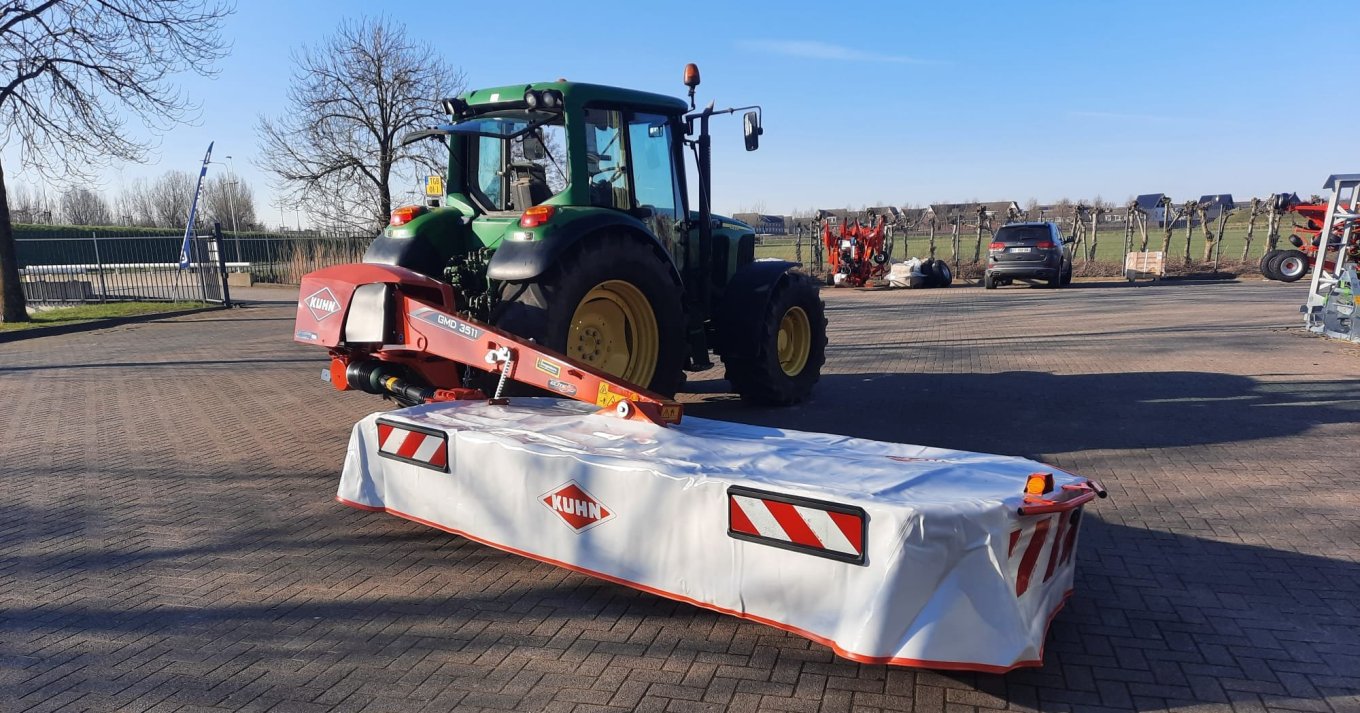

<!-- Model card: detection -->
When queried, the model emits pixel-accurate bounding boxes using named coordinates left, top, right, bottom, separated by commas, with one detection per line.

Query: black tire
left=1259, top=249, right=1283, bottom=279
left=920, top=258, right=940, bottom=287
left=1276, top=250, right=1310, bottom=282
left=931, top=260, right=953, bottom=287
left=1263, top=251, right=1288, bottom=281
left=492, top=232, right=685, bottom=396
left=1045, top=271, right=1062, bottom=288
left=1061, top=264, right=1073, bottom=286
left=722, top=272, right=827, bottom=406
left=984, top=272, right=996, bottom=289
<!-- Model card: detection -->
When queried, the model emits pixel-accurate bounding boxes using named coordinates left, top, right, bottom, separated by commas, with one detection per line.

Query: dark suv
left=984, top=222, right=1073, bottom=289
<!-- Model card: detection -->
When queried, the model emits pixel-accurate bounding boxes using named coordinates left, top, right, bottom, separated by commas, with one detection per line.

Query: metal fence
left=223, top=234, right=371, bottom=284
left=16, top=231, right=374, bottom=305
left=17, top=233, right=230, bottom=306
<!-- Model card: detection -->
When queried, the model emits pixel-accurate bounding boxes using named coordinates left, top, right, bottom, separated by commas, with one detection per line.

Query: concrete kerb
left=0, top=305, right=228, bottom=344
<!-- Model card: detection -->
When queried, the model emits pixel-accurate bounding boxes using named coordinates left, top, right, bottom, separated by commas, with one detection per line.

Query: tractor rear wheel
left=491, top=233, right=685, bottom=397
left=722, top=273, right=827, bottom=406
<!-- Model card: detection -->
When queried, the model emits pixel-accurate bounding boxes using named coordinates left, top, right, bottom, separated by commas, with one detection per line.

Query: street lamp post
left=224, top=155, right=241, bottom=261
left=207, top=156, right=242, bottom=261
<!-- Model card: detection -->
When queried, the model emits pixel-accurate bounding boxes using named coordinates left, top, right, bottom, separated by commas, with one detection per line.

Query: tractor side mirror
left=522, top=134, right=546, bottom=161
left=743, top=111, right=762, bottom=151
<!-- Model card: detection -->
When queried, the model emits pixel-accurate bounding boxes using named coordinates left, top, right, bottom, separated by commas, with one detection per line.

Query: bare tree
left=257, top=17, right=466, bottom=233
left=115, top=178, right=159, bottom=227
left=1157, top=196, right=1190, bottom=255
left=1201, top=203, right=1232, bottom=262
left=5, top=182, right=52, bottom=224
left=1240, top=197, right=1263, bottom=260
left=59, top=187, right=112, bottom=225
left=149, top=170, right=196, bottom=228
left=1265, top=194, right=1289, bottom=253
left=1129, top=200, right=1151, bottom=251
left=971, top=205, right=989, bottom=263
left=1122, top=200, right=1138, bottom=254
left=0, top=0, right=230, bottom=322
left=1087, top=204, right=1103, bottom=261
left=948, top=212, right=962, bottom=261
left=203, top=174, right=258, bottom=232
left=1178, top=200, right=1198, bottom=264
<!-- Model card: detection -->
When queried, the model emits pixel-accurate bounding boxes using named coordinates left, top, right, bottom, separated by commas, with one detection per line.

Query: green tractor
left=371, top=66, right=826, bottom=404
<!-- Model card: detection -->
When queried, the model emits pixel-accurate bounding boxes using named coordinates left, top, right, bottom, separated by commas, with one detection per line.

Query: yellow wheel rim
left=777, top=306, right=812, bottom=377
left=568, top=280, right=659, bottom=386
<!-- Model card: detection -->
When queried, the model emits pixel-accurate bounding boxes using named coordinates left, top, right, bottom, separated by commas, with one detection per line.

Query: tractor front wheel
left=722, top=273, right=827, bottom=406
left=492, top=233, right=685, bottom=397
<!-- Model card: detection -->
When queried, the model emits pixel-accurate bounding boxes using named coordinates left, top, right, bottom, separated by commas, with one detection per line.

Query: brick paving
left=2, top=278, right=1358, bottom=713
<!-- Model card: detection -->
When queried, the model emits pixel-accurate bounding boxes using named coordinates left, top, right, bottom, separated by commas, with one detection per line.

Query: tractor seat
left=510, top=162, right=552, bottom=209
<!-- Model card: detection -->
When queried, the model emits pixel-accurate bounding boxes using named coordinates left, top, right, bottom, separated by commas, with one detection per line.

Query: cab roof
left=462, top=81, right=689, bottom=115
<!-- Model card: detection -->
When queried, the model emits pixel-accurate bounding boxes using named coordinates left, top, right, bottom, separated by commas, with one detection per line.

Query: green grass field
left=755, top=214, right=1294, bottom=266
left=1, top=301, right=210, bottom=332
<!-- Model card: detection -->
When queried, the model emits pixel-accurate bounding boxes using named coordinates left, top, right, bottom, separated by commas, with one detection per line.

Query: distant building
left=732, top=213, right=789, bottom=235
left=926, top=201, right=1021, bottom=226
left=1134, top=194, right=1167, bottom=227
left=1197, top=194, right=1235, bottom=222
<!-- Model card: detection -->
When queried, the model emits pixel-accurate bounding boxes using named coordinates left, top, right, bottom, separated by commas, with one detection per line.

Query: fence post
left=90, top=232, right=108, bottom=303
left=213, top=222, right=232, bottom=307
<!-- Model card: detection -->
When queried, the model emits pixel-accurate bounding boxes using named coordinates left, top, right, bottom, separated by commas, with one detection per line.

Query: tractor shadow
left=684, top=371, right=1359, bottom=455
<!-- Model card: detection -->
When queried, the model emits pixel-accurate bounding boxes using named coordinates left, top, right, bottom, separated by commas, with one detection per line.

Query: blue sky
left=7, top=0, right=1356, bottom=226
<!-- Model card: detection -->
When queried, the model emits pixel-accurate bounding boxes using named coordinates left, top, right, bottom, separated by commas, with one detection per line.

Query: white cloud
left=739, top=39, right=933, bottom=65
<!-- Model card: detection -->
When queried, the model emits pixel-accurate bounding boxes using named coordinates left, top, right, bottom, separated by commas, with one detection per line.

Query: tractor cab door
left=624, top=113, right=685, bottom=264
left=584, top=107, right=686, bottom=267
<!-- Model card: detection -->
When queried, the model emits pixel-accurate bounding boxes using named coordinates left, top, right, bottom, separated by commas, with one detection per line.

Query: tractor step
left=337, top=397, right=1102, bottom=672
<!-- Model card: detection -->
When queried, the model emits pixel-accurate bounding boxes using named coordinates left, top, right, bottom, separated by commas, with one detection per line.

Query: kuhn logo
left=304, top=287, right=341, bottom=321
left=540, top=481, right=614, bottom=533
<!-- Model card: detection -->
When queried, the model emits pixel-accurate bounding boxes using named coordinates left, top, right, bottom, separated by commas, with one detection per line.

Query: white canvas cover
left=338, top=398, right=1094, bottom=671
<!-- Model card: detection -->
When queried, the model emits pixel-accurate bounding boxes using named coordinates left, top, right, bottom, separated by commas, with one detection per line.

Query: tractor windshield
left=456, top=111, right=568, bottom=212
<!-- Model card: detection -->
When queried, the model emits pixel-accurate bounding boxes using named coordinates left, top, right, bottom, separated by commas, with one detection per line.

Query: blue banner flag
left=178, top=141, right=214, bottom=269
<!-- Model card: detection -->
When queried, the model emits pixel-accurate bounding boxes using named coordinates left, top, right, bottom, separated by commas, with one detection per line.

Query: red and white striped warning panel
left=375, top=419, right=449, bottom=472
left=727, top=486, right=867, bottom=564
left=1008, top=508, right=1082, bottom=597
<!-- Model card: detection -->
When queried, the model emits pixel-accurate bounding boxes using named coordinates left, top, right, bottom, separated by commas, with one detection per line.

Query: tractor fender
left=364, top=207, right=477, bottom=279
left=487, top=210, right=681, bottom=284
left=712, top=260, right=801, bottom=357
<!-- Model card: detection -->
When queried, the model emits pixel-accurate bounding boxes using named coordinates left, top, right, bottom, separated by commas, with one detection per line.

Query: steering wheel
left=591, top=163, right=626, bottom=184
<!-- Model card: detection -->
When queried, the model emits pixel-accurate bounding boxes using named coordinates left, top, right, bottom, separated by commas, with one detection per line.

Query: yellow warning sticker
left=596, top=383, right=629, bottom=408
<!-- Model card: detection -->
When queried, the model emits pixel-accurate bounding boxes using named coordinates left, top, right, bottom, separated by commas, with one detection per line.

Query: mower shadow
left=685, top=371, right=1359, bottom=455
left=3, top=509, right=1354, bottom=712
